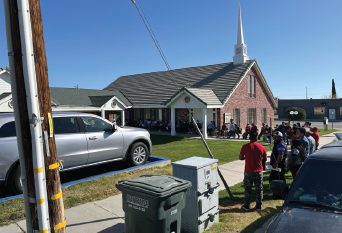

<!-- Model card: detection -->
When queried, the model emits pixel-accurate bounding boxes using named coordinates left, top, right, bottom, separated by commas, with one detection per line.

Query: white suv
left=0, top=112, right=152, bottom=193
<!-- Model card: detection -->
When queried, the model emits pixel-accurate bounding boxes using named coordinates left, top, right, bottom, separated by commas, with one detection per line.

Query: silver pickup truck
left=0, top=112, right=152, bottom=193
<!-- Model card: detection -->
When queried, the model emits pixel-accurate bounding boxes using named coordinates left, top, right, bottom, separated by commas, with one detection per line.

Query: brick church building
left=106, top=8, right=276, bottom=138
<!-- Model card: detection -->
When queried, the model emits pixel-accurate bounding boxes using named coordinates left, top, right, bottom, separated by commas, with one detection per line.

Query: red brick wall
left=219, top=66, right=274, bottom=130
left=176, top=108, right=189, bottom=122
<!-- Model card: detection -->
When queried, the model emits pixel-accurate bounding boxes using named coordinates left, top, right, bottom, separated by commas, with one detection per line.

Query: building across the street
left=277, top=98, right=342, bottom=121
left=0, top=8, right=276, bottom=138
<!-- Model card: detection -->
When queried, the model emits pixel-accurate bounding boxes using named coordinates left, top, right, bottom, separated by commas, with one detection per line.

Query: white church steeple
left=233, top=6, right=249, bottom=65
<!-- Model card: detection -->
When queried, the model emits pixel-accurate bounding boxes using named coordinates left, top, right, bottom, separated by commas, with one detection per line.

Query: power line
left=131, top=0, right=172, bottom=71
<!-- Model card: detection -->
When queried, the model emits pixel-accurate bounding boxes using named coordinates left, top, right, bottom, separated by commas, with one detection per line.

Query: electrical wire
left=131, top=0, right=172, bottom=71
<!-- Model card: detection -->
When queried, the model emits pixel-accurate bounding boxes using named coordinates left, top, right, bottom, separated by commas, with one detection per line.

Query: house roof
left=105, top=60, right=256, bottom=106
left=166, top=87, right=222, bottom=107
left=185, top=88, right=222, bottom=106
left=50, top=87, right=132, bottom=108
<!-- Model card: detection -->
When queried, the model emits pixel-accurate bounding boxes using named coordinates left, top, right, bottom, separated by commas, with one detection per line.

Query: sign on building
left=329, top=109, right=336, bottom=120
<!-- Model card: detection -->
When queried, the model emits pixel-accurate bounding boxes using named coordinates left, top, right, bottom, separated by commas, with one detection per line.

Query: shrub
left=286, top=107, right=306, bottom=121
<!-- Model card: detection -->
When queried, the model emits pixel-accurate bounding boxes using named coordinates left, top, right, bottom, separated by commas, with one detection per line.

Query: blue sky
left=0, top=0, right=341, bottom=99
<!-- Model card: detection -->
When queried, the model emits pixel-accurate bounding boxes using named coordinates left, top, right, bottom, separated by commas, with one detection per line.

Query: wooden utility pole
left=28, top=1, right=66, bottom=232
left=4, top=0, right=38, bottom=230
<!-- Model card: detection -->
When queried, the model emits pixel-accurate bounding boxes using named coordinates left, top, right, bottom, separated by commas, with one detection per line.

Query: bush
left=286, top=107, right=306, bottom=121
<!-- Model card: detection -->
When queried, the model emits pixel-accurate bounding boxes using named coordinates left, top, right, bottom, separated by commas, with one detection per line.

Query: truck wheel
left=10, top=165, right=23, bottom=194
left=129, top=142, right=149, bottom=166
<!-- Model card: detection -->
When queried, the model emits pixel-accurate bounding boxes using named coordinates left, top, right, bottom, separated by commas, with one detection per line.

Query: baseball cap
left=273, top=131, right=283, bottom=138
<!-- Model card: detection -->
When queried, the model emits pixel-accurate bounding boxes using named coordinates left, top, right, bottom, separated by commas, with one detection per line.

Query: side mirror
left=270, top=180, right=289, bottom=200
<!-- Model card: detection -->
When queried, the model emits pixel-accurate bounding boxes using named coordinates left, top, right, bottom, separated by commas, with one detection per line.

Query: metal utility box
left=172, top=156, right=219, bottom=233
left=116, top=175, right=191, bottom=233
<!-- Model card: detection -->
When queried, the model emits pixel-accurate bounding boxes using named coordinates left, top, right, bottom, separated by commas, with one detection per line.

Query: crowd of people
left=239, top=121, right=320, bottom=211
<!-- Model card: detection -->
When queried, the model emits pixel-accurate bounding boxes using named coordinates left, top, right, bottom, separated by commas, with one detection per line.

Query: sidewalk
left=1, top=133, right=338, bottom=233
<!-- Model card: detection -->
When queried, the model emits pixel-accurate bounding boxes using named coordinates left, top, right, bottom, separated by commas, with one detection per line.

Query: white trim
left=223, top=61, right=276, bottom=107
left=133, top=105, right=166, bottom=108
left=165, top=88, right=222, bottom=108
left=110, top=96, right=132, bottom=109
left=165, top=89, right=188, bottom=107
left=252, top=61, right=277, bottom=107
left=223, top=61, right=254, bottom=105
left=207, top=105, right=224, bottom=108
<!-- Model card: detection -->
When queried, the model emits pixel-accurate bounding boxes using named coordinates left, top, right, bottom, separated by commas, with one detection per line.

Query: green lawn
left=151, top=134, right=272, bottom=164
left=207, top=173, right=293, bottom=233
left=318, top=128, right=337, bottom=136
left=0, top=166, right=172, bottom=226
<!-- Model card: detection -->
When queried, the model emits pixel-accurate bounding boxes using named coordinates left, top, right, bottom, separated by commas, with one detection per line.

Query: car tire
left=10, top=165, right=23, bottom=194
left=129, top=142, right=149, bottom=166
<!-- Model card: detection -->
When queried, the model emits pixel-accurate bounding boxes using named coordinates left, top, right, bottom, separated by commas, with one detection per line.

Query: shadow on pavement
left=98, top=223, right=125, bottom=233
left=67, top=217, right=124, bottom=228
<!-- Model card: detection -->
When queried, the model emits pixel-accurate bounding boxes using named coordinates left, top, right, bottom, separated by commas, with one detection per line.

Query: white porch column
left=171, top=106, right=176, bottom=136
left=202, top=108, right=208, bottom=139
left=121, top=110, right=125, bottom=126
left=101, top=109, right=105, bottom=119
left=158, top=109, right=163, bottom=121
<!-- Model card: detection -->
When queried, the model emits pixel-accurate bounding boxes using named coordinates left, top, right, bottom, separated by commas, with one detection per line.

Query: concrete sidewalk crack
left=93, top=202, right=124, bottom=218
left=15, top=222, right=25, bottom=233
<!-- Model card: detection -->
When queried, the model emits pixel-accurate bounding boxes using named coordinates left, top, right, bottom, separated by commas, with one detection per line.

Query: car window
left=53, top=117, right=80, bottom=134
left=287, top=159, right=342, bottom=211
left=0, top=121, right=16, bottom=138
left=80, top=117, right=112, bottom=133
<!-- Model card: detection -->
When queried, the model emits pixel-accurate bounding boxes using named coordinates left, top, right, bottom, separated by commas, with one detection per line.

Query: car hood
left=267, top=207, right=342, bottom=233
left=119, top=126, right=149, bottom=133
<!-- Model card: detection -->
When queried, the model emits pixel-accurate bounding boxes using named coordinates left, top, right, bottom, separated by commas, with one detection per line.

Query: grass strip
left=0, top=165, right=172, bottom=226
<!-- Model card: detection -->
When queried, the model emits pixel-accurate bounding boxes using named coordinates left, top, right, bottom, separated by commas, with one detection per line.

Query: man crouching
left=239, top=132, right=267, bottom=211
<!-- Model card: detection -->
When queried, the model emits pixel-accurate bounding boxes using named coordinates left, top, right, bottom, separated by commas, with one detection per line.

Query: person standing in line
left=311, top=127, right=320, bottom=150
left=228, top=119, right=236, bottom=138
left=269, top=131, right=287, bottom=198
left=305, top=130, right=316, bottom=155
left=289, top=127, right=309, bottom=178
left=239, top=132, right=267, bottom=211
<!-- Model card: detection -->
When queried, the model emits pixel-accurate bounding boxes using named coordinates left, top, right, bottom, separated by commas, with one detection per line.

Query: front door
left=53, top=116, right=89, bottom=169
left=78, top=116, right=124, bottom=164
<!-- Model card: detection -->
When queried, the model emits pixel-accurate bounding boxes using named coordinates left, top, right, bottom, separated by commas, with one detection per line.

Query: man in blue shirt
left=290, top=127, right=309, bottom=178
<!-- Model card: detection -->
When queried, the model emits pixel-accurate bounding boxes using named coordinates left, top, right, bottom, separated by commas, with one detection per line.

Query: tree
left=332, top=79, right=337, bottom=99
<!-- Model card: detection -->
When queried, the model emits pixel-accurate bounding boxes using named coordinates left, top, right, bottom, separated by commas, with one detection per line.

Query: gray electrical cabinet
left=172, top=156, right=219, bottom=233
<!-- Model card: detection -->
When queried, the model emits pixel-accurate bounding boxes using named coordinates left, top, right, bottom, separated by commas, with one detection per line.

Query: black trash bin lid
left=117, top=175, right=191, bottom=198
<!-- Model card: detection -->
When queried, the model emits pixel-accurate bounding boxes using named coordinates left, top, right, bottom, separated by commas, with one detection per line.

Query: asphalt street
left=275, top=120, right=342, bottom=130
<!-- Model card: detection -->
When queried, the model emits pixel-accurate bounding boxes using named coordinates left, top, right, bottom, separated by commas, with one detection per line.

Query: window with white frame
left=233, top=108, right=240, bottom=126
left=248, top=75, right=256, bottom=98
left=262, top=108, right=267, bottom=124
left=247, top=108, right=257, bottom=124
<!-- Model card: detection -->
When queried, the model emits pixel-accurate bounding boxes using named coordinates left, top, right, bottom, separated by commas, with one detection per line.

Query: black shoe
left=241, top=204, right=250, bottom=211
left=254, top=203, right=262, bottom=210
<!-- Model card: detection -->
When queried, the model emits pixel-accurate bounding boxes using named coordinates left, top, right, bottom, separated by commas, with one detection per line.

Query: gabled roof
left=165, top=87, right=222, bottom=107
left=50, top=87, right=132, bottom=108
left=105, top=60, right=255, bottom=106
left=186, top=88, right=222, bottom=106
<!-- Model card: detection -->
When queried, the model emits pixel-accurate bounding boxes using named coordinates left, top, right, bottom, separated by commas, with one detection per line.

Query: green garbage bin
left=116, top=175, right=191, bottom=233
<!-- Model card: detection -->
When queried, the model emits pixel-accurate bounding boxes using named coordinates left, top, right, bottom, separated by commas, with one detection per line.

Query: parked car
left=267, top=146, right=342, bottom=232
left=0, top=112, right=152, bottom=193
